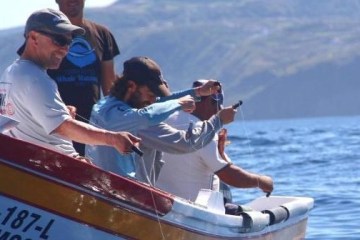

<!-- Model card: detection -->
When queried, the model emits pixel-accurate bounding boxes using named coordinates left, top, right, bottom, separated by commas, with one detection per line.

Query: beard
left=127, top=90, right=150, bottom=109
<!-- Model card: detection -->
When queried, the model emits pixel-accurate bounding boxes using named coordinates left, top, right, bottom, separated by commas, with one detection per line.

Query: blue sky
left=0, top=0, right=116, bottom=30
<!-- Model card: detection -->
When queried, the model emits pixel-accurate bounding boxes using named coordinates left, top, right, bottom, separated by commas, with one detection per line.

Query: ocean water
left=225, top=116, right=360, bottom=239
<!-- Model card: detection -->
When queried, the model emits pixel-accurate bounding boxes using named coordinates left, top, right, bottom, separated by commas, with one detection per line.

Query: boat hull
left=0, top=134, right=313, bottom=239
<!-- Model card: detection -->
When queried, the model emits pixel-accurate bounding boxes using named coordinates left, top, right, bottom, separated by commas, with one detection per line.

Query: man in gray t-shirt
left=2, top=59, right=77, bottom=155
left=0, top=8, right=139, bottom=157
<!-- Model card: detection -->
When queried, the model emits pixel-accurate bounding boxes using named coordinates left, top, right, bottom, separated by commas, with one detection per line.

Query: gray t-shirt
left=0, top=59, right=77, bottom=156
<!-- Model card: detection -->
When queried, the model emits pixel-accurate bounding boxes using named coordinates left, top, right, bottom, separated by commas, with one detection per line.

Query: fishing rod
left=232, top=100, right=243, bottom=109
left=131, top=145, right=143, bottom=156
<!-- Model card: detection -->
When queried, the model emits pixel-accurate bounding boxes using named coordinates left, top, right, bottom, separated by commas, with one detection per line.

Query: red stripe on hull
left=0, top=134, right=174, bottom=215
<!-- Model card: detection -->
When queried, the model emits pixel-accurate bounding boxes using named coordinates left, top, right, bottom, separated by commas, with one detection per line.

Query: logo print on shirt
left=66, top=37, right=96, bottom=68
left=0, top=82, right=13, bottom=115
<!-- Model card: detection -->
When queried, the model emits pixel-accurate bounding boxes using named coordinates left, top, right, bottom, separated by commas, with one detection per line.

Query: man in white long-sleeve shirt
left=156, top=80, right=274, bottom=202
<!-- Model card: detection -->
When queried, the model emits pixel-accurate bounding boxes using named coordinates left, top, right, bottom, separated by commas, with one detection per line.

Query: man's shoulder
left=83, top=19, right=113, bottom=34
left=167, top=111, right=198, bottom=125
left=94, top=97, right=129, bottom=113
left=8, top=60, right=46, bottom=80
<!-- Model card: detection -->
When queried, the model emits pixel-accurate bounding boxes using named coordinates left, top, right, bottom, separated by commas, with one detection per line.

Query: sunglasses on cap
left=36, top=31, right=73, bottom=47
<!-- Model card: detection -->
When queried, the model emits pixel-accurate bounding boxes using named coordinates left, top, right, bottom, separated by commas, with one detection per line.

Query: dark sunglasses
left=37, top=31, right=73, bottom=47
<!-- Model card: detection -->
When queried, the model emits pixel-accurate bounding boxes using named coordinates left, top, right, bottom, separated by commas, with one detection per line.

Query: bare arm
left=53, top=118, right=141, bottom=154
left=217, top=128, right=232, bottom=162
left=100, top=60, right=116, bottom=96
left=216, top=164, right=274, bottom=193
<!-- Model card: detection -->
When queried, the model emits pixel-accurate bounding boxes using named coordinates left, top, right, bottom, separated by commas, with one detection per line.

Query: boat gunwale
left=0, top=134, right=174, bottom=215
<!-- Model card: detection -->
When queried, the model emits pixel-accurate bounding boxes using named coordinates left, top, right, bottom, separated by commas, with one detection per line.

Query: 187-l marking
left=1, top=207, right=54, bottom=239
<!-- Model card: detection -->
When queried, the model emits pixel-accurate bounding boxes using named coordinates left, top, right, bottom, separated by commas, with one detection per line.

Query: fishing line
left=237, top=107, right=269, bottom=193
left=238, top=107, right=256, bottom=158
left=237, top=106, right=274, bottom=239
left=139, top=158, right=166, bottom=240
left=74, top=112, right=166, bottom=239
left=238, top=106, right=272, bottom=197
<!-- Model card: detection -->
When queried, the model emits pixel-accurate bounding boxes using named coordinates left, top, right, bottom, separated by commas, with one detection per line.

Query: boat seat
left=195, top=189, right=225, bottom=214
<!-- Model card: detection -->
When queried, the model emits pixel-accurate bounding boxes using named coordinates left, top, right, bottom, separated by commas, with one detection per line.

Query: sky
left=0, top=0, right=117, bottom=30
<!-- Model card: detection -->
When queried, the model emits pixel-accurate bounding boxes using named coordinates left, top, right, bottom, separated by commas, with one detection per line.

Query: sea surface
left=225, top=115, right=360, bottom=239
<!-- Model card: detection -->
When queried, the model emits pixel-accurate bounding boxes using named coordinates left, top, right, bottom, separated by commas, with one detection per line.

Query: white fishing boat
left=0, top=115, right=314, bottom=240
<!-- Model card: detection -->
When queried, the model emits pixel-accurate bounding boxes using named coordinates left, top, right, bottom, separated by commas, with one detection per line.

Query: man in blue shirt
left=86, top=56, right=237, bottom=183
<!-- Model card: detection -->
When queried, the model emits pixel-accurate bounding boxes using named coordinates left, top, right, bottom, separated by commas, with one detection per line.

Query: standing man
left=155, top=80, right=273, bottom=202
left=2, top=8, right=139, bottom=158
left=49, top=0, right=120, bottom=155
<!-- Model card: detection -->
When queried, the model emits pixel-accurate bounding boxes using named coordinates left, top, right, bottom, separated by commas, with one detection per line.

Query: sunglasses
left=37, top=31, right=73, bottom=47
left=211, top=91, right=224, bottom=106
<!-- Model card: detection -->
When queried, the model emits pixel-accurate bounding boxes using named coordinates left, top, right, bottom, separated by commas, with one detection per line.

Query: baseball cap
left=123, top=57, right=171, bottom=97
left=193, top=79, right=224, bottom=108
left=17, top=8, right=85, bottom=55
left=25, top=8, right=85, bottom=36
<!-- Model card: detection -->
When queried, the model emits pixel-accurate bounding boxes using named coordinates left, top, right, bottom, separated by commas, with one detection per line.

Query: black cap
left=123, top=57, right=170, bottom=97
